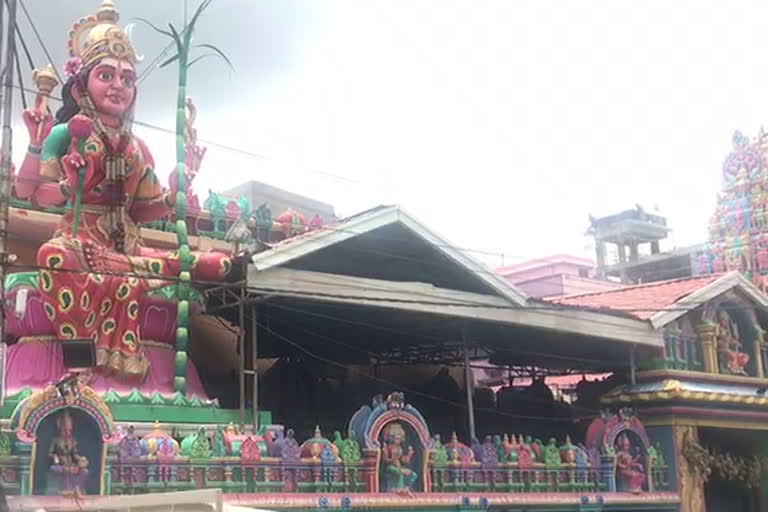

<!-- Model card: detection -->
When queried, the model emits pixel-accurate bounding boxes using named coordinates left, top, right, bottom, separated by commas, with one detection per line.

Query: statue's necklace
left=78, top=94, right=131, bottom=253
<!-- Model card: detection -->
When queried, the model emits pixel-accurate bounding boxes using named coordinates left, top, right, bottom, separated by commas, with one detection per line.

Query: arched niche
left=33, top=408, right=103, bottom=495
left=12, top=385, right=115, bottom=495
left=702, top=294, right=760, bottom=376
left=586, top=409, right=654, bottom=492
left=348, top=392, right=433, bottom=492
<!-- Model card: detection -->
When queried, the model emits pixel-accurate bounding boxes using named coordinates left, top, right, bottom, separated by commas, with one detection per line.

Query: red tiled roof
left=544, top=274, right=726, bottom=320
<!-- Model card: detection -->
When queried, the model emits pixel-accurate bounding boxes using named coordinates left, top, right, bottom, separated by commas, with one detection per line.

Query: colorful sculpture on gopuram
left=9, top=0, right=231, bottom=392
left=696, top=129, right=768, bottom=373
left=702, top=129, right=768, bottom=284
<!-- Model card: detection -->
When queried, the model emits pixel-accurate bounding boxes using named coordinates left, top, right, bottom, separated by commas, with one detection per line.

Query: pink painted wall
left=497, top=255, right=621, bottom=298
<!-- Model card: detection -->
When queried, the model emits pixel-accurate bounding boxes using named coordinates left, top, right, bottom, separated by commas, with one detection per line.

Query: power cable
left=260, top=315, right=609, bottom=414
left=8, top=0, right=32, bottom=72
left=264, top=301, right=629, bottom=368
left=12, top=43, right=24, bottom=110
left=17, top=0, right=61, bottom=83
left=6, top=82, right=366, bottom=187
left=257, top=320, right=599, bottom=423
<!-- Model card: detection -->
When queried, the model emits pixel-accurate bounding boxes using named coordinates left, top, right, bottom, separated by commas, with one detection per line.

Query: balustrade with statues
left=0, top=389, right=670, bottom=497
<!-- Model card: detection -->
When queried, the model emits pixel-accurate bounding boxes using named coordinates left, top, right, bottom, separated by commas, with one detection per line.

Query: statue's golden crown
left=68, top=0, right=137, bottom=69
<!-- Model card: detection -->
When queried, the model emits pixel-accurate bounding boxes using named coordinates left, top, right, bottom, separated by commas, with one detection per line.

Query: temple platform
left=8, top=491, right=681, bottom=511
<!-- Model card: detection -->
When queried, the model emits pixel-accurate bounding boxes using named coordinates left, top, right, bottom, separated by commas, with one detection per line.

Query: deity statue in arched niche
left=380, top=422, right=418, bottom=493
left=614, top=433, right=646, bottom=493
left=48, top=410, right=89, bottom=495
left=715, top=309, right=750, bottom=375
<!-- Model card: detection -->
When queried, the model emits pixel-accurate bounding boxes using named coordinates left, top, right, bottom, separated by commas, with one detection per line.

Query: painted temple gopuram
left=3, top=2, right=768, bottom=512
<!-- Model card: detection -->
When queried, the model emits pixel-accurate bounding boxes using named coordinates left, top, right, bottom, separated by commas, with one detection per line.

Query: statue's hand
left=61, top=152, right=95, bottom=191
left=22, top=109, right=53, bottom=146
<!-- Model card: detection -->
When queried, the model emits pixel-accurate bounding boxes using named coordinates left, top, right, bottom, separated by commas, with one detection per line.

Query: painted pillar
left=646, top=425, right=676, bottom=492
left=695, top=323, right=719, bottom=374
left=674, top=425, right=706, bottom=512
left=760, top=433, right=768, bottom=512
left=754, top=326, right=765, bottom=379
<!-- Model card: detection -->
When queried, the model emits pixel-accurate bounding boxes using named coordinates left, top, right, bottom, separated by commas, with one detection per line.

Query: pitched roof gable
left=249, top=205, right=528, bottom=306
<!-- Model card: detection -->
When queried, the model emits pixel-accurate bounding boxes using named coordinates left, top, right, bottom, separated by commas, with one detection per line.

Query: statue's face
left=87, top=57, right=136, bottom=118
left=60, top=415, right=73, bottom=437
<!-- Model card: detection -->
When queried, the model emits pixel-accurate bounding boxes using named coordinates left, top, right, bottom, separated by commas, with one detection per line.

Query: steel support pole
left=250, top=303, right=259, bottom=433
left=238, top=281, right=246, bottom=430
left=0, top=0, right=16, bottom=409
left=462, top=323, right=476, bottom=441
left=629, top=344, right=636, bottom=385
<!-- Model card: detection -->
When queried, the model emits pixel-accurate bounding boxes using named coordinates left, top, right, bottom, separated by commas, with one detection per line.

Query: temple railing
left=643, top=328, right=703, bottom=372
left=106, top=458, right=375, bottom=495
left=105, top=457, right=669, bottom=495
left=0, top=456, right=29, bottom=495
left=430, top=465, right=602, bottom=493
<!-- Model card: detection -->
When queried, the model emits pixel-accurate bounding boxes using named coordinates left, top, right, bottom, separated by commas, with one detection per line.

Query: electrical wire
left=8, top=1, right=33, bottom=72
left=263, top=301, right=630, bottom=368
left=17, top=0, right=62, bottom=83
left=259, top=315, right=612, bottom=414
left=257, top=320, right=600, bottom=423
left=0, top=233, right=750, bottom=322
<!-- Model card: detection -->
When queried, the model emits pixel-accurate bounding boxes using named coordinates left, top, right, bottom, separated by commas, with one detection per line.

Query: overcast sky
left=13, top=0, right=768, bottom=266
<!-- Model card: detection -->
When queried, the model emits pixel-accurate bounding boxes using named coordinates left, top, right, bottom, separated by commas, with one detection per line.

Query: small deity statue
left=340, top=430, right=361, bottom=464
left=381, top=423, right=418, bottom=493
left=542, top=438, right=561, bottom=467
left=49, top=410, right=89, bottom=495
left=756, top=242, right=768, bottom=272
left=715, top=309, right=750, bottom=375
left=614, top=434, right=646, bottom=493
left=517, top=435, right=534, bottom=469
left=118, top=425, right=141, bottom=459
left=13, top=0, right=232, bottom=383
left=712, top=249, right=725, bottom=273
left=493, top=435, right=505, bottom=463
left=431, top=434, right=449, bottom=466
left=559, top=435, right=577, bottom=465
left=333, top=431, right=345, bottom=454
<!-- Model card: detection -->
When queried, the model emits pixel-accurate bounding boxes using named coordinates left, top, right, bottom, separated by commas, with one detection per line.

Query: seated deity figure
left=48, top=410, right=89, bottom=495
left=381, top=423, right=418, bottom=493
left=715, top=309, right=750, bottom=375
left=12, top=0, right=231, bottom=386
left=614, top=434, right=645, bottom=493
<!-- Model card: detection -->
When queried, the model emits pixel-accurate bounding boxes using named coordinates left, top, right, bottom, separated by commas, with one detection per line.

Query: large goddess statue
left=13, top=1, right=231, bottom=384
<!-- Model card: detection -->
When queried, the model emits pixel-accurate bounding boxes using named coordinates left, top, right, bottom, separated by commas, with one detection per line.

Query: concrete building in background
left=496, top=254, right=622, bottom=298
left=223, top=180, right=336, bottom=222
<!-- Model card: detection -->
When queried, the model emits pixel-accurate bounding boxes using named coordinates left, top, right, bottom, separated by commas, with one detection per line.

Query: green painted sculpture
left=212, top=426, right=227, bottom=457
left=432, top=434, right=448, bottom=467
left=543, top=438, right=561, bottom=467
left=340, top=430, right=362, bottom=464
